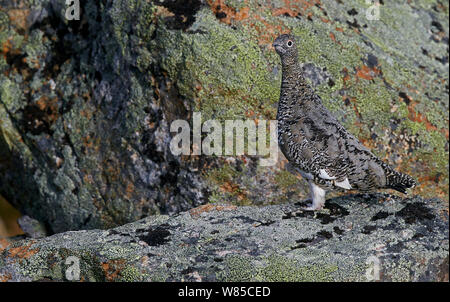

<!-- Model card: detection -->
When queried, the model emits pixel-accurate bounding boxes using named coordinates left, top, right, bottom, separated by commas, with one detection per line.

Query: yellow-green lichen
left=117, top=265, right=143, bottom=282
left=219, top=254, right=339, bottom=282
left=256, top=254, right=338, bottom=282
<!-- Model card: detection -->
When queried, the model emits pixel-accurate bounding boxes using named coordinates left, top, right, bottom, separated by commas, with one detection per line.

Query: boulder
left=0, top=194, right=448, bottom=281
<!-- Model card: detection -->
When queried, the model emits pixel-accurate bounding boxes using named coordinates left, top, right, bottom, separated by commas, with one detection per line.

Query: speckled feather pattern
left=273, top=34, right=416, bottom=202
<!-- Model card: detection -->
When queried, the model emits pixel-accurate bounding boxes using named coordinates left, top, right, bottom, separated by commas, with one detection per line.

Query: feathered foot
left=299, top=182, right=326, bottom=211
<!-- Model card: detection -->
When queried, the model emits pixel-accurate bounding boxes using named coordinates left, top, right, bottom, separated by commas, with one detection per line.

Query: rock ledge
left=0, top=194, right=448, bottom=282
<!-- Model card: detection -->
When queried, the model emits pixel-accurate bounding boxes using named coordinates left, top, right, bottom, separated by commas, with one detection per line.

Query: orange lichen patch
left=415, top=179, right=447, bottom=201
left=80, top=108, right=93, bottom=120
left=36, top=96, right=59, bottom=124
left=358, top=136, right=377, bottom=150
left=208, top=0, right=291, bottom=46
left=7, top=9, right=30, bottom=32
left=409, top=164, right=446, bottom=200
left=409, top=108, right=448, bottom=139
left=355, top=64, right=380, bottom=81
left=82, top=135, right=94, bottom=149
left=125, top=182, right=135, bottom=199
left=189, top=203, right=237, bottom=218
left=8, top=242, right=39, bottom=260
left=101, top=259, right=126, bottom=282
left=441, top=128, right=449, bottom=140
left=272, top=0, right=321, bottom=18
left=335, top=27, right=344, bottom=32
left=0, top=238, right=10, bottom=253
left=418, top=174, right=442, bottom=184
left=328, top=30, right=343, bottom=47
left=251, top=14, right=288, bottom=46
left=209, top=0, right=250, bottom=25
left=1, top=39, right=12, bottom=59
left=81, top=132, right=101, bottom=154
left=341, top=67, right=351, bottom=86
left=344, top=96, right=362, bottom=120
left=103, top=159, right=121, bottom=183
left=273, top=7, right=298, bottom=17
left=402, top=94, right=449, bottom=139
left=220, top=181, right=248, bottom=201
left=399, top=152, right=446, bottom=198
left=1, top=39, right=26, bottom=73
left=0, top=272, right=12, bottom=282
left=329, top=32, right=335, bottom=42
left=154, top=5, right=175, bottom=18
left=245, top=109, right=255, bottom=118
left=83, top=173, right=94, bottom=185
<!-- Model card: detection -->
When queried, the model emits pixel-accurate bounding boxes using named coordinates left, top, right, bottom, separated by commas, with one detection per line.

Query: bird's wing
left=288, top=99, right=383, bottom=190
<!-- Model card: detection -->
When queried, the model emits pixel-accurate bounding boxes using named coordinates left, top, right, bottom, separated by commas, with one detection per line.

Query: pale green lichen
left=385, top=259, right=414, bottom=282
left=218, top=255, right=256, bottom=281
left=219, top=254, right=339, bottom=282
left=256, top=254, right=338, bottom=282
left=0, top=77, right=24, bottom=112
left=117, top=266, right=143, bottom=282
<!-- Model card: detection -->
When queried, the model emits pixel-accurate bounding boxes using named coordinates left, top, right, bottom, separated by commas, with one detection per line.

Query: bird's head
left=273, top=34, right=298, bottom=64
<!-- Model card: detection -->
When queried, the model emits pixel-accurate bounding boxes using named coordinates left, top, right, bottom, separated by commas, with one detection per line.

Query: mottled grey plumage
left=273, top=34, right=416, bottom=210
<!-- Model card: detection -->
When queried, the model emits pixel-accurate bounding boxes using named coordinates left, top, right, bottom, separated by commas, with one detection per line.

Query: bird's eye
left=287, top=40, right=293, bottom=47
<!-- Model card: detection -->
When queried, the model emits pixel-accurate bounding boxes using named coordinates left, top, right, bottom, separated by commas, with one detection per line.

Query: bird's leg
left=301, top=181, right=326, bottom=211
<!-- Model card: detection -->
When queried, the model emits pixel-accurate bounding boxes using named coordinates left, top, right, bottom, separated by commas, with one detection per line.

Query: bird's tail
left=385, top=168, right=417, bottom=194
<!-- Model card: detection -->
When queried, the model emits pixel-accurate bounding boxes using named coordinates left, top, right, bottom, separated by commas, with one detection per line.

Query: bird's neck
left=281, top=61, right=305, bottom=88
left=277, top=60, right=316, bottom=120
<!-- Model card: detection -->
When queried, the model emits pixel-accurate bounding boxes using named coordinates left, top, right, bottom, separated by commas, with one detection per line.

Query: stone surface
left=0, top=0, right=448, bottom=233
left=17, top=215, right=47, bottom=239
left=0, top=194, right=448, bottom=282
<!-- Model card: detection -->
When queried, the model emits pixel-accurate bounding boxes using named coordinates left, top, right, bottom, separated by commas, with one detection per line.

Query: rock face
left=0, top=194, right=448, bottom=282
left=0, top=0, right=449, bottom=233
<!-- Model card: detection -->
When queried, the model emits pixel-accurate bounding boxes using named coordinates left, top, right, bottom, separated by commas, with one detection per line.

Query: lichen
left=256, top=254, right=338, bottom=282
left=153, top=7, right=279, bottom=122
left=117, top=265, right=143, bottom=282
left=218, top=255, right=255, bottom=281
left=219, top=254, right=339, bottom=282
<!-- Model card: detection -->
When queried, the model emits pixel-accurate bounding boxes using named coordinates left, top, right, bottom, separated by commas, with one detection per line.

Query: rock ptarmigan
left=273, top=34, right=416, bottom=210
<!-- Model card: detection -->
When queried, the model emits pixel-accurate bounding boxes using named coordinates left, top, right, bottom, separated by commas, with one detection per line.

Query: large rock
left=0, top=0, right=448, bottom=233
left=0, top=194, right=448, bottom=281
